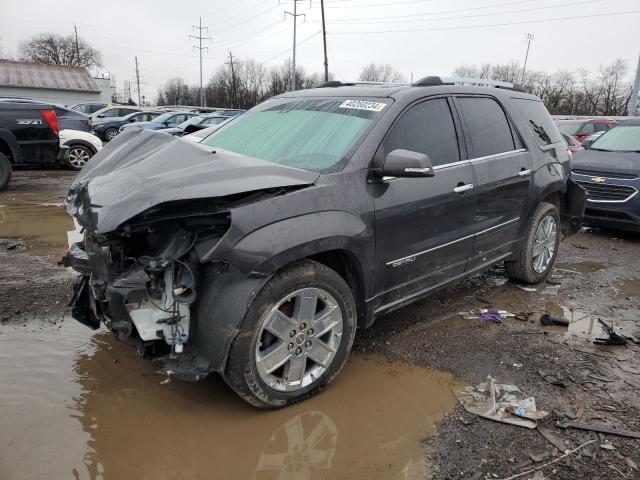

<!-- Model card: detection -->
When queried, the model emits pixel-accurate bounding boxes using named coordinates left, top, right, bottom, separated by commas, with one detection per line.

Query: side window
left=510, top=97, right=562, bottom=147
left=593, top=123, right=608, bottom=132
left=102, top=109, right=118, bottom=118
left=381, top=98, right=459, bottom=167
left=580, top=123, right=595, bottom=135
left=172, top=114, right=187, bottom=124
left=457, top=97, right=515, bottom=157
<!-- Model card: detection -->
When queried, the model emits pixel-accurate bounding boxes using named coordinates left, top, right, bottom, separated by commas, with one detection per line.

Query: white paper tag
left=338, top=100, right=387, bottom=112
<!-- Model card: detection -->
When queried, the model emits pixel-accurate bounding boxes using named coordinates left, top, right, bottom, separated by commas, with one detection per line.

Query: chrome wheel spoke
left=257, top=341, right=291, bottom=374
left=264, top=309, right=296, bottom=340
left=293, top=289, right=318, bottom=324
left=307, top=339, right=335, bottom=367
left=286, top=355, right=307, bottom=386
left=312, top=305, right=339, bottom=336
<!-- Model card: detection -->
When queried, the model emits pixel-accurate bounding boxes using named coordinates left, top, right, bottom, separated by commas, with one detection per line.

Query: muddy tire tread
left=0, top=152, right=11, bottom=191
left=505, top=201, right=560, bottom=284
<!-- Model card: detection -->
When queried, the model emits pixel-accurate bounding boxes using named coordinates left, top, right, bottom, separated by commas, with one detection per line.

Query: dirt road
left=1, top=170, right=639, bottom=480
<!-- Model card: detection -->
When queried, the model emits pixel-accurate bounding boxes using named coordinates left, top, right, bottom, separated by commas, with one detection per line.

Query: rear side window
left=382, top=98, right=459, bottom=167
left=580, top=123, right=595, bottom=135
left=511, top=98, right=562, bottom=147
left=593, top=123, right=608, bottom=132
left=456, top=97, right=515, bottom=158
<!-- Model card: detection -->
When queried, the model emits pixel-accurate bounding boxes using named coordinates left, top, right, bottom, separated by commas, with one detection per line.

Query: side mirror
left=379, top=149, right=435, bottom=178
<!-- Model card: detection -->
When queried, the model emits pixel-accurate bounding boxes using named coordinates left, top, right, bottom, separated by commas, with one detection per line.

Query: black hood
left=66, top=128, right=319, bottom=233
left=572, top=149, right=640, bottom=173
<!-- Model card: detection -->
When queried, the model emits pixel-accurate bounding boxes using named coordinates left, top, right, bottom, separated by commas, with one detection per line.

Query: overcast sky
left=1, top=0, right=639, bottom=102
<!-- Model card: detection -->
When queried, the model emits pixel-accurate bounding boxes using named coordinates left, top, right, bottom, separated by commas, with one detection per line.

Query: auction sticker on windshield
left=339, top=100, right=387, bottom=112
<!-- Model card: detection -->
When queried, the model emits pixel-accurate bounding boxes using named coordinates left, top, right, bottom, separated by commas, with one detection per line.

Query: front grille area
left=572, top=168, right=639, bottom=180
left=576, top=181, right=637, bottom=202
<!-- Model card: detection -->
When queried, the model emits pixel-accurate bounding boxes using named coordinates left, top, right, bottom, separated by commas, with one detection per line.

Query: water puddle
left=555, top=261, right=608, bottom=274
left=0, top=204, right=72, bottom=258
left=615, top=278, right=640, bottom=300
left=0, top=321, right=457, bottom=480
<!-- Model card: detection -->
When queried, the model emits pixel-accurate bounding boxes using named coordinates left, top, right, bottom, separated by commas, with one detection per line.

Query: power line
left=311, top=0, right=605, bottom=24
left=190, top=17, right=212, bottom=107
left=327, top=10, right=640, bottom=34
left=259, top=31, right=321, bottom=66
left=324, top=0, right=435, bottom=8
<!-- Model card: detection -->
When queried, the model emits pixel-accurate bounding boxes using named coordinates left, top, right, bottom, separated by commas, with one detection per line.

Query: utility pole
left=520, top=33, right=534, bottom=84
left=135, top=56, right=141, bottom=106
left=629, top=52, right=640, bottom=116
left=284, top=0, right=305, bottom=91
left=320, top=0, right=328, bottom=82
left=226, top=51, right=238, bottom=109
left=189, top=17, right=211, bottom=107
left=74, top=24, right=81, bottom=67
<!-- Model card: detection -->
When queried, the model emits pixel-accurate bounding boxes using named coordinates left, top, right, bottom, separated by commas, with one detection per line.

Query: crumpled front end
left=63, top=196, right=231, bottom=380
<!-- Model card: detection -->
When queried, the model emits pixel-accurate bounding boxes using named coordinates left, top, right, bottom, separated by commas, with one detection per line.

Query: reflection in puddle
left=0, top=321, right=457, bottom=480
left=0, top=204, right=72, bottom=258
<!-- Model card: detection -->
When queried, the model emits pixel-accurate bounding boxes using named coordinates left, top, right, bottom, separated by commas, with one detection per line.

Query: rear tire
left=66, top=144, right=93, bottom=170
left=104, top=128, right=119, bottom=141
left=506, top=202, right=561, bottom=284
left=0, top=152, right=11, bottom=191
left=224, top=260, right=357, bottom=409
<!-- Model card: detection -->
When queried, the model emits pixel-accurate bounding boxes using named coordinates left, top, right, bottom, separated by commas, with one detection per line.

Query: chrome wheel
left=255, top=288, right=343, bottom=393
left=68, top=146, right=91, bottom=169
left=532, top=215, right=557, bottom=274
left=105, top=128, right=118, bottom=141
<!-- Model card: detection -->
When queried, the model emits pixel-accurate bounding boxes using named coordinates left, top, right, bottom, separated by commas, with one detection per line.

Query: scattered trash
left=540, top=314, right=569, bottom=326
left=460, top=308, right=514, bottom=321
left=506, top=405, right=549, bottom=421
left=572, top=243, right=589, bottom=250
left=528, top=451, right=550, bottom=463
left=455, top=376, right=547, bottom=429
left=594, top=319, right=628, bottom=346
left=517, top=285, right=537, bottom=292
left=0, top=238, right=24, bottom=250
left=537, top=425, right=571, bottom=453
left=514, top=311, right=533, bottom=321
left=513, top=363, right=523, bottom=368
left=600, top=441, right=616, bottom=450
left=574, top=406, right=585, bottom=422
left=538, top=370, right=567, bottom=388
left=557, top=421, right=640, bottom=439
left=588, top=373, right=615, bottom=383
left=497, top=440, right=596, bottom=480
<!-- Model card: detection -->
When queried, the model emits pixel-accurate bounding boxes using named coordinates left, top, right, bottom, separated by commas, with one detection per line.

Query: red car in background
left=561, top=132, right=584, bottom=153
left=556, top=118, right=616, bottom=143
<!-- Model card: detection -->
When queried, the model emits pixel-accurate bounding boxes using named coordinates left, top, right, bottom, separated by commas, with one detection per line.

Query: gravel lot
left=1, top=170, right=639, bottom=480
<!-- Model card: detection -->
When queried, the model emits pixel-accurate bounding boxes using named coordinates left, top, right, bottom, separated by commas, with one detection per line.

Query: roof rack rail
left=412, top=76, right=526, bottom=92
left=412, top=76, right=453, bottom=86
left=315, top=80, right=405, bottom=88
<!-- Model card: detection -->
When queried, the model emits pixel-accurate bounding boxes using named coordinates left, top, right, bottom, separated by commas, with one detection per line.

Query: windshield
left=152, top=113, right=177, bottom=124
left=556, top=122, right=582, bottom=136
left=202, top=97, right=389, bottom=173
left=177, top=116, right=206, bottom=129
left=590, top=124, right=640, bottom=152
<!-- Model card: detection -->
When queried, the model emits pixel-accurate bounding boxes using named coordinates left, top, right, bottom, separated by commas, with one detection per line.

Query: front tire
left=506, top=202, right=561, bottom=284
left=0, top=152, right=11, bottom=190
left=224, top=260, right=357, bottom=408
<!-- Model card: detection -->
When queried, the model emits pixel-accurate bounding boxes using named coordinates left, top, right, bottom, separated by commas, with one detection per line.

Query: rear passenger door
left=454, top=96, right=533, bottom=267
left=373, top=97, right=477, bottom=308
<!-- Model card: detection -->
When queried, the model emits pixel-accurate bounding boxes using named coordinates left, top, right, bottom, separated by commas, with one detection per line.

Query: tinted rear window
left=457, top=97, right=515, bottom=157
left=512, top=98, right=562, bottom=146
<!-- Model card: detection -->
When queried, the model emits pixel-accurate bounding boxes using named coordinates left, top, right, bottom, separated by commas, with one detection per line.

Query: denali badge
left=17, top=119, right=43, bottom=125
left=591, top=177, right=606, bottom=183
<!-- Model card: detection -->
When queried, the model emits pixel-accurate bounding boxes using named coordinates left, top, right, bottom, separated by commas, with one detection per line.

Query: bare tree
left=19, top=33, right=101, bottom=68
left=358, top=62, right=406, bottom=83
left=598, top=59, right=630, bottom=115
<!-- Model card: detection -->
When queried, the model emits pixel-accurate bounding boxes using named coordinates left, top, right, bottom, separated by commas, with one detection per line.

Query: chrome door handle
left=518, top=169, right=532, bottom=177
left=453, top=183, right=474, bottom=193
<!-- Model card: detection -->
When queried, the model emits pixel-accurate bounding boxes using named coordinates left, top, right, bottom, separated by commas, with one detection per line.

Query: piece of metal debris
left=557, top=421, right=640, bottom=439
left=540, top=314, right=569, bottom=326
left=594, top=319, right=628, bottom=346
left=537, top=425, right=571, bottom=453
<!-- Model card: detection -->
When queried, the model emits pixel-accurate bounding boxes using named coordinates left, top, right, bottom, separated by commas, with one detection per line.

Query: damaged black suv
left=64, top=78, right=585, bottom=408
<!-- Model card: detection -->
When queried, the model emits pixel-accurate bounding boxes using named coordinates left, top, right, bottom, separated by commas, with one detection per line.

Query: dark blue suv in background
left=571, top=118, right=640, bottom=232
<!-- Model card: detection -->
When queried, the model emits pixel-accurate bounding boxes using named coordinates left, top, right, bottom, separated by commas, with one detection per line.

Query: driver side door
left=372, top=97, right=477, bottom=312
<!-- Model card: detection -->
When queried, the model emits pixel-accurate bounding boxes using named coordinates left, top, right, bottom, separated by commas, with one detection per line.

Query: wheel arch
left=0, top=130, right=21, bottom=164
left=65, top=139, right=97, bottom=154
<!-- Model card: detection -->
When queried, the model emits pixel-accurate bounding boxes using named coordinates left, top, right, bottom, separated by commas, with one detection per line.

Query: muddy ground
left=1, top=170, right=639, bottom=480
